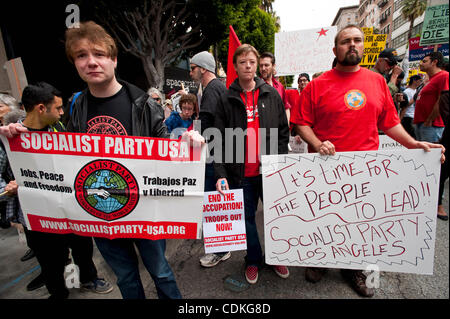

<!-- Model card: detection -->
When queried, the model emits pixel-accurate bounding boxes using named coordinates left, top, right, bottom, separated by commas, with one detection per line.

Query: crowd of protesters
left=0, top=21, right=448, bottom=300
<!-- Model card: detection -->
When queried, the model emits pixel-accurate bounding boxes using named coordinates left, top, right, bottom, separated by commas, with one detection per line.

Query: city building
left=358, top=0, right=395, bottom=48
left=332, top=5, right=359, bottom=31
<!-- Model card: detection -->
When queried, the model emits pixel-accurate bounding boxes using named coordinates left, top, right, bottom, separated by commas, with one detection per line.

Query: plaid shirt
left=0, top=144, right=24, bottom=225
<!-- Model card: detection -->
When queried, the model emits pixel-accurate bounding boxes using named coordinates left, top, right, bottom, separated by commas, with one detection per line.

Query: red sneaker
left=245, top=266, right=258, bottom=284
left=273, top=265, right=290, bottom=279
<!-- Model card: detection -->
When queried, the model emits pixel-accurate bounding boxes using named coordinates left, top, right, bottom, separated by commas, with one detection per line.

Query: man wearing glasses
left=371, top=48, right=404, bottom=98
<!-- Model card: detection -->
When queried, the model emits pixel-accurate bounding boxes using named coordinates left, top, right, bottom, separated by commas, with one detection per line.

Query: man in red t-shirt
left=259, top=52, right=291, bottom=120
left=414, top=52, right=449, bottom=143
left=290, top=24, right=445, bottom=298
left=414, top=52, right=450, bottom=221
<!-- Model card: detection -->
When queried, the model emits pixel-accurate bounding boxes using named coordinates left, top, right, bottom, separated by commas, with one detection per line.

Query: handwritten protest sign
left=1, top=132, right=205, bottom=240
left=378, top=135, right=406, bottom=151
left=275, top=26, right=337, bottom=76
left=262, top=149, right=441, bottom=274
left=419, top=3, right=449, bottom=46
left=360, top=28, right=387, bottom=69
left=202, top=189, right=246, bottom=253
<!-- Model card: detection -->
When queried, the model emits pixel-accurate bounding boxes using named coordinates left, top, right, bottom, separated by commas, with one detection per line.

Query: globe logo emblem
left=75, top=160, right=139, bottom=221
left=344, top=89, right=366, bottom=111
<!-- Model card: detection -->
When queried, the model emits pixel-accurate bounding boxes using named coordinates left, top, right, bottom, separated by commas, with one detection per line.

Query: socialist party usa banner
left=1, top=132, right=205, bottom=240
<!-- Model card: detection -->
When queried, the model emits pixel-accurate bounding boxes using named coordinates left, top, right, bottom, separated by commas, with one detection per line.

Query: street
left=0, top=181, right=448, bottom=301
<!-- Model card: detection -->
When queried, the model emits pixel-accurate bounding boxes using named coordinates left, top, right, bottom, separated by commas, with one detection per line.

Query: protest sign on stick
left=262, top=149, right=441, bottom=274
left=203, top=189, right=246, bottom=254
left=275, top=26, right=337, bottom=75
left=1, top=132, right=206, bottom=240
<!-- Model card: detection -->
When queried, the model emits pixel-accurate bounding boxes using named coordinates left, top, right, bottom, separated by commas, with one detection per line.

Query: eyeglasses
left=190, top=66, right=198, bottom=72
left=153, top=97, right=161, bottom=102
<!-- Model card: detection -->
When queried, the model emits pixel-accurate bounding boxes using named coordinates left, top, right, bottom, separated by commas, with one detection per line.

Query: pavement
left=0, top=180, right=448, bottom=301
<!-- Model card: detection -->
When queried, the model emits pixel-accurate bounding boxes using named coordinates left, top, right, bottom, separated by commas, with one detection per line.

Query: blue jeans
left=240, top=175, right=264, bottom=268
left=415, top=123, right=444, bottom=143
left=94, top=237, right=181, bottom=299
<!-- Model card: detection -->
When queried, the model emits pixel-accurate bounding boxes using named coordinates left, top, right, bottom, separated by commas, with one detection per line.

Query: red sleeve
left=377, top=78, right=400, bottom=132
left=290, top=86, right=313, bottom=127
left=281, top=87, right=291, bottom=110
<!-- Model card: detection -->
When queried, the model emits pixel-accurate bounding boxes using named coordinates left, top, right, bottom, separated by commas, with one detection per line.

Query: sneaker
left=81, top=278, right=114, bottom=294
left=20, top=249, right=35, bottom=262
left=199, top=252, right=231, bottom=268
left=245, top=266, right=258, bottom=284
left=341, top=269, right=375, bottom=297
left=305, top=267, right=327, bottom=283
left=26, top=273, right=45, bottom=291
left=273, top=265, right=289, bottom=279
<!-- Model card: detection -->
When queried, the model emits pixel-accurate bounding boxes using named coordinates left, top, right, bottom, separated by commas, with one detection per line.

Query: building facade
left=332, top=5, right=359, bottom=31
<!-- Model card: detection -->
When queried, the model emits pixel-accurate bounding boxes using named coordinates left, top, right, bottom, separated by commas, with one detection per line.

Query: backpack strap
left=69, top=91, right=82, bottom=116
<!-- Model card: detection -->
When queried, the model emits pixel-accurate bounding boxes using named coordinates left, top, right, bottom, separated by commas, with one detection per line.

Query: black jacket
left=214, top=77, right=289, bottom=187
left=65, top=80, right=169, bottom=138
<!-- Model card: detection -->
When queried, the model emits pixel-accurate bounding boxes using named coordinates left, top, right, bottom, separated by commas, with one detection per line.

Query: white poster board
left=275, top=26, right=337, bottom=76
left=203, top=189, right=247, bottom=253
left=1, top=132, right=205, bottom=240
left=262, top=149, right=441, bottom=274
left=378, top=135, right=406, bottom=151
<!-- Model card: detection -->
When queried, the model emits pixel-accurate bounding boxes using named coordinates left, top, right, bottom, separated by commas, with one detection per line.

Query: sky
left=272, top=0, right=360, bottom=32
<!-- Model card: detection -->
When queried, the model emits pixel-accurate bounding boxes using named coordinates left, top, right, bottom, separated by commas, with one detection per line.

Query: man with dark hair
left=2, top=82, right=112, bottom=299
left=259, top=52, right=291, bottom=120
left=400, top=74, right=422, bottom=138
left=414, top=51, right=448, bottom=144
left=214, top=44, right=290, bottom=285
left=414, top=51, right=449, bottom=220
left=290, top=25, right=445, bottom=297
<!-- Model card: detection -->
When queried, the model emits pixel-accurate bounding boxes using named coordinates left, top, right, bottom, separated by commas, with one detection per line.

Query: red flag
left=226, top=25, right=241, bottom=88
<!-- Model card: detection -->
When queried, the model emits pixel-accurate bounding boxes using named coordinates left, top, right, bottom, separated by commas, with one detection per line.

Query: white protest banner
left=378, top=135, right=406, bottom=151
left=1, top=132, right=205, bottom=240
left=262, top=149, right=441, bottom=274
left=203, top=189, right=246, bottom=254
left=275, top=26, right=337, bottom=76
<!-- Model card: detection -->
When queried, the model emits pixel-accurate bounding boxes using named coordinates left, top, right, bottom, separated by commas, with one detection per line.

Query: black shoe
left=26, top=273, right=45, bottom=291
left=341, top=269, right=375, bottom=297
left=20, top=249, right=35, bottom=262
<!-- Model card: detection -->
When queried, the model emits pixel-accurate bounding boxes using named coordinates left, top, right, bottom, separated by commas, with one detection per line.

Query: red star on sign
left=317, top=28, right=329, bottom=39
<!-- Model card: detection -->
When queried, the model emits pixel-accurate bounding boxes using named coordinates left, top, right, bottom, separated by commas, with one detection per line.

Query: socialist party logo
left=344, top=89, right=367, bottom=111
left=74, top=160, right=139, bottom=221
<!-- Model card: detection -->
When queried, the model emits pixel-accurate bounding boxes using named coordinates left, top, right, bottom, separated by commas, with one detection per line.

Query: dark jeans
left=94, top=237, right=181, bottom=299
left=401, top=117, right=415, bottom=139
left=25, top=229, right=97, bottom=298
left=240, top=175, right=264, bottom=268
left=439, top=130, right=449, bottom=205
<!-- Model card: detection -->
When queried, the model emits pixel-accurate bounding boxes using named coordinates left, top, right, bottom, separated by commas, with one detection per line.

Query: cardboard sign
left=202, top=189, right=247, bottom=253
left=275, top=26, right=337, bottom=75
left=360, top=29, right=387, bottom=69
left=262, top=149, right=441, bottom=274
left=1, top=132, right=205, bottom=240
left=419, top=3, right=449, bottom=46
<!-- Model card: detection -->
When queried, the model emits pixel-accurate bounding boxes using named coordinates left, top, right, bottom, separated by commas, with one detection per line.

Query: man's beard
left=338, top=50, right=362, bottom=66
left=261, top=71, right=272, bottom=80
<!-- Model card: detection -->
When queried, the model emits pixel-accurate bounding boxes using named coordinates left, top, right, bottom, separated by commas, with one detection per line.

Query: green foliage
left=205, top=0, right=279, bottom=73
